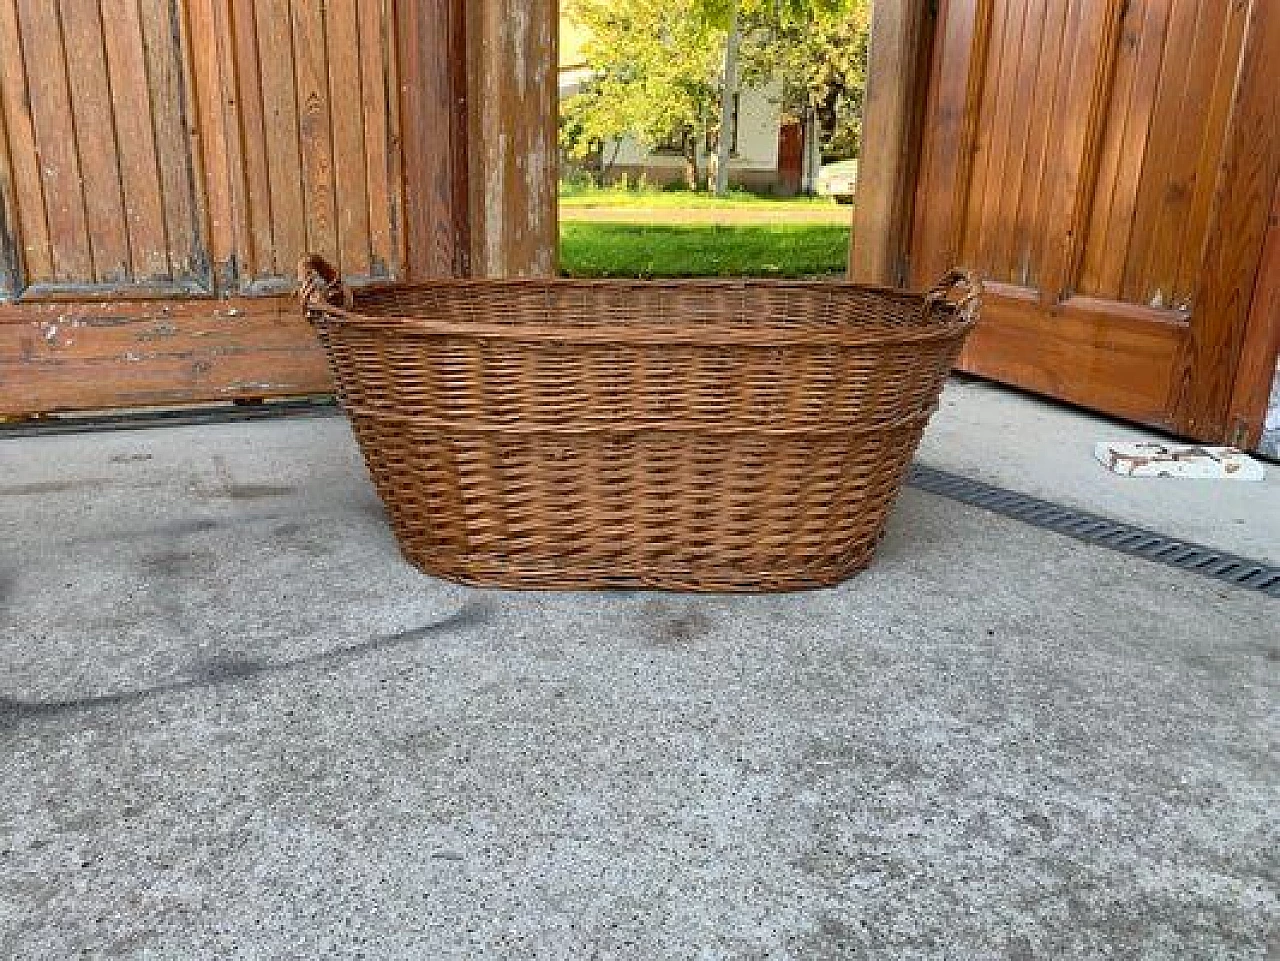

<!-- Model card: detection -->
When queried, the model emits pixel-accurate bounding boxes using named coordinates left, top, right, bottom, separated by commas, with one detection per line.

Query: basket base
left=394, top=542, right=880, bottom=593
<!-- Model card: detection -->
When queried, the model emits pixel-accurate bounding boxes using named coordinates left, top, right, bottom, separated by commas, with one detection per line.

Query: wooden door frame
left=851, top=0, right=1280, bottom=448
left=400, top=0, right=558, bottom=280
left=1225, top=176, right=1280, bottom=450
left=847, top=2, right=933, bottom=288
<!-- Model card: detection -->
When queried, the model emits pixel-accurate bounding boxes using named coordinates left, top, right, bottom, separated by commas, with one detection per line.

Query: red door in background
left=776, top=120, right=804, bottom=197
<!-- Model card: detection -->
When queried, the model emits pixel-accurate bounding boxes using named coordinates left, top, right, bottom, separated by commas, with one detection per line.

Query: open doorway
left=554, top=0, right=871, bottom=280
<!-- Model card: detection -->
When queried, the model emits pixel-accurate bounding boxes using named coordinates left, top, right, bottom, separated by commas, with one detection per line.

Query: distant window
left=707, top=95, right=742, bottom=157
left=731, top=93, right=741, bottom=156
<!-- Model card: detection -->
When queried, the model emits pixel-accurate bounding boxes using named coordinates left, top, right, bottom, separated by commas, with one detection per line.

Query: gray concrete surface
left=920, top=377, right=1280, bottom=564
left=1, top=408, right=1277, bottom=960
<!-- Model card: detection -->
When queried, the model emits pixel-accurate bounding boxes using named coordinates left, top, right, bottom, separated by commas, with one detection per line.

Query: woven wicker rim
left=298, top=257, right=982, bottom=348
left=328, top=407, right=938, bottom=435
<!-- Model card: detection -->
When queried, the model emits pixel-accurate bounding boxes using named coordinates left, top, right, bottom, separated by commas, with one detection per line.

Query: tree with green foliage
left=562, top=0, right=724, bottom=189
left=740, top=0, right=871, bottom=160
left=705, top=0, right=860, bottom=193
left=561, top=0, right=870, bottom=190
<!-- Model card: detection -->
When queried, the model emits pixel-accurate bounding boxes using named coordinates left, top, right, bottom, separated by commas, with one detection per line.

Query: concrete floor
left=1, top=384, right=1276, bottom=960
left=920, top=378, right=1280, bottom=564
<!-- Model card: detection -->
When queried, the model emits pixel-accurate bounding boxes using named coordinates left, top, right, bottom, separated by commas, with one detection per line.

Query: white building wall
left=733, top=82, right=782, bottom=171
left=608, top=81, right=783, bottom=179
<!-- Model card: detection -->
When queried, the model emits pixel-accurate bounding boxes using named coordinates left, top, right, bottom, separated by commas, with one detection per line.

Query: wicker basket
left=299, top=255, right=979, bottom=591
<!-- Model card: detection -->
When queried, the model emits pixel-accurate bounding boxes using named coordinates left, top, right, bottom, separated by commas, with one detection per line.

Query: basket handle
left=925, top=270, right=982, bottom=322
left=298, top=254, right=353, bottom=310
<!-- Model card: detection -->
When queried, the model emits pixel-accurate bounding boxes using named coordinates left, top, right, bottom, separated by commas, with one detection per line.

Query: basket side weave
left=302, top=267, right=978, bottom=591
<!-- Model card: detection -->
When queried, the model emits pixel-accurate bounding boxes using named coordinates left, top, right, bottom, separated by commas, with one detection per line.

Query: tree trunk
left=714, top=0, right=741, bottom=197
left=601, top=138, right=622, bottom=185
left=593, top=139, right=606, bottom=186
left=801, top=109, right=821, bottom=194
left=684, top=140, right=700, bottom=191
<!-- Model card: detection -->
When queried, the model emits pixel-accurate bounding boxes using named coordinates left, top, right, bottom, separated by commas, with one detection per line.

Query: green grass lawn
left=560, top=223, right=850, bottom=279
left=559, top=183, right=835, bottom=212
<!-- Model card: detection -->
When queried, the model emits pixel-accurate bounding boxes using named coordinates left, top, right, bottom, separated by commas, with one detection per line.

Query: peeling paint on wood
left=0, top=296, right=330, bottom=415
left=466, top=0, right=557, bottom=278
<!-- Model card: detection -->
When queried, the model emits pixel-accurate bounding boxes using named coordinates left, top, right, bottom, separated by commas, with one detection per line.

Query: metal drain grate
left=0, top=398, right=340, bottom=438
left=908, top=464, right=1280, bottom=597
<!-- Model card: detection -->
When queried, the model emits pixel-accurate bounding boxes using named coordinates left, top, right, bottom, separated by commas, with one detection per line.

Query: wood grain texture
left=61, top=0, right=130, bottom=283
left=254, top=0, right=307, bottom=279
left=0, top=0, right=49, bottom=285
left=140, top=0, right=207, bottom=287
left=1034, top=0, right=1119, bottom=302
left=290, top=0, right=339, bottom=265
left=1008, top=0, right=1069, bottom=290
left=465, top=0, right=557, bottom=278
left=909, top=0, right=989, bottom=288
left=101, top=0, right=171, bottom=282
left=0, top=73, right=17, bottom=298
left=228, top=0, right=275, bottom=280
left=208, top=0, right=257, bottom=288
left=218, top=0, right=402, bottom=287
left=1225, top=177, right=1280, bottom=449
left=0, top=0, right=419, bottom=415
left=1171, top=0, right=1280, bottom=439
left=17, top=0, right=91, bottom=282
left=1078, top=0, right=1170, bottom=298
left=911, top=0, right=1273, bottom=443
left=397, top=0, right=469, bottom=279
left=956, top=292, right=1186, bottom=426
left=1078, top=0, right=1248, bottom=309
left=186, top=0, right=238, bottom=288
left=1, top=0, right=212, bottom=293
left=1118, top=0, right=1206, bottom=307
left=1173, top=0, right=1248, bottom=307
left=359, top=0, right=400, bottom=277
left=988, top=0, right=1050, bottom=286
left=848, top=1, right=931, bottom=285
left=0, top=296, right=329, bottom=413
left=325, top=0, right=371, bottom=277
left=967, top=0, right=1027, bottom=279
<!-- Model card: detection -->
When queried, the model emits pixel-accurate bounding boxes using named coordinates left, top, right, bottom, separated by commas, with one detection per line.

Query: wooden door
left=0, top=0, right=212, bottom=299
left=776, top=120, right=804, bottom=196
left=910, top=0, right=1279, bottom=443
left=0, top=0, right=409, bottom=415
left=0, top=0, right=557, bottom=417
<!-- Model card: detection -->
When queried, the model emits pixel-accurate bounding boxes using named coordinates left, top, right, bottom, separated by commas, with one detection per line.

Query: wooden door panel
left=913, top=0, right=1279, bottom=441
left=221, top=0, right=403, bottom=292
left=0, top=0, right=417, bottom=415
left=1079, top=0, right=1246, bottom=309
left=0, top=0, right=404, bottom=301
left=0, top=0, right=210, bottom=297
left=962, top=287, right=1185, bottom=424
left=958, top=0, right=1062, bottom=290
left=0, top=297, right=328, bottom=412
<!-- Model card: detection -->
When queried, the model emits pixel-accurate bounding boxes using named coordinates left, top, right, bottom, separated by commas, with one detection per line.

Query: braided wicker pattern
left=301, top=257, right=979, bottom=591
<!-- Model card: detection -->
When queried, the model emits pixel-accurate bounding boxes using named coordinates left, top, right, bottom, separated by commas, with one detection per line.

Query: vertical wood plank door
left=0, top=0, right=210, bottom=298
left=911, top=0, right=1279, bottom=442
left=0, top=0, right=411, bottom=415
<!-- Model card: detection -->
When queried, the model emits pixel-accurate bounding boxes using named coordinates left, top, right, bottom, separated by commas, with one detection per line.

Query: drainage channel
left=4, top=405, right=1275, bottom=597
left=908, top=464, right=1279, bottom=598
left=0, top=399, right=340, bottom=437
